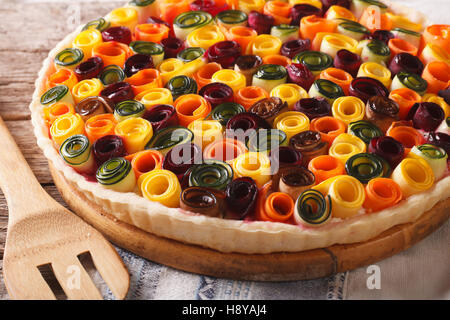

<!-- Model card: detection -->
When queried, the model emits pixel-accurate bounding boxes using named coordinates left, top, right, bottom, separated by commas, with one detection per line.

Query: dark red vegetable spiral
left=162, top=143, right=202, bottom=180
left=74, top=56, right=103, bottom=81
left=205, top=40, right=241, bottom=69
left=286, top=63, right=315, bottom=91
left=290, top=4, right=322, bottom=26
left=289, top=130, right=328, bottom=165
left=198, top=82, right=234, bottom=108
left=368, top=136, right=405, bottom=168
left=406, top=102, right=445, bottom=132
left=100, top=82, right=134, bottom=105
left=334, top=49, right=362, bottom=77
left=161, top=37, right=185, bottom=59
left=92, top=135, right=127, bottom=165
left=388, top=53, right=424, bottom=77
left=143, top=104, right=178, bottom=131
left=101, top=26, right=132, bottom=45
left=225, top=177, right=259, bottom=220
left=348, top=77, right=389, bottom=103
left=366, top=30, right=395, bottom=44
left=293, top=97, right=331, bottom=120
left=189, top=0, right=228, bottom=16
left=248, top=10, right=274, bottom=34
left=225, top=112, right=271, bottom=137
left=123, top=54, right=154, bottom=77
left=270, top=146, right=303, bottom=174
left=281, top=39, right=311, bottom=59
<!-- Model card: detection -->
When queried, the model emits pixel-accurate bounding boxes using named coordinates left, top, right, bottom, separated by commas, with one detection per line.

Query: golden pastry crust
left=30, top=1, right=449, bottom=254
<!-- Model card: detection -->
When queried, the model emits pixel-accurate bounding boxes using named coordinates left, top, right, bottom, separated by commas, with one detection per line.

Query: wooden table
left=0, top=0, right=123, bottom=298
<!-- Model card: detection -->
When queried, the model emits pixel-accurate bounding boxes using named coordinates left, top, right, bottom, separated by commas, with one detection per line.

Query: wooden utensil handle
left=0, top=115, right=53, bottom=222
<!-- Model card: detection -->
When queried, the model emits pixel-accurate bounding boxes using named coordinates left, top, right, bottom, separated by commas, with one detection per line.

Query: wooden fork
left=0, top=116, right=129, bottom=299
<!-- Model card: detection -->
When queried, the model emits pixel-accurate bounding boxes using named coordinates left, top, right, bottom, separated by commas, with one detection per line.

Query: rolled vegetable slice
left=365, top=96, right=400, bottom=133
left=273, top=111, right=310, bottom=141
left=211, top=69, right=246, bottom=94
left=74, top=57, right=103, bottom=81
left=232, top=151, right=272, bottom=188
left=308, top=155, right=345, bottom=184
left=319, top=67, right=353, bottom=95
left=308, top=79, right=344, bottom=105
left=252, top=64, right=287, bottom=93
left=216, top=10, right=248, bottom=29
left=198, top=82, right=234, bottom=108
left=270, top=24, right=299, bottom=43
left=71, top=78, right=104, bottom=105
left=359, top=39, right=391, bottom=65
left=286, top=63, right=315, bottom=92
left=146, top=126, right=194, bottom=155
left=245, top=34, right=282, bottom=58
left=205, top=41, right=241, bottom=69
left=96, top=157, right=136, bottom=192
left=409, top=144, right=448, bottom=181
left=194, top=62, right=222, bottom=89
left=331, top=96, right=365, bottom=125
left=289, top=130, right=328, bottom=165
left=391, top=158, right=435, bottom=197
left=166, top=75, right=198, bottom=101
left=270, top=83, right=309, bottom=110
left=92, top=41, right=132, bottom=68
left=75, top=96, right=113, bottom=122
left=60, top=134, right=96, bottom=174
left=124, top=149, right=163, bottom=179
left=101, top=26, right=132, bottom=45
left=92, top=135, right=126, bottom=165
left=83, top=17, right=111, bottom=32
left=124, top=69, right=161, bottom=96
left=292, top=50, right=334, bottom=76
left=388, top=38, right=418, bottom=59
left=348, top=120, right=382, bottom=144
left=391, top=71, right=428, bottom=96
left=188, top=120, right=223, bottom=149
left=423, top=94, right=450, bottom=119
left=389, top=88, right=422, bottom=120
left=174, top=94, right=212, bottom=127
left=128, top=0, right=159, bottom=24
left=345, top=152, right=389, bottom=184
left=388, top=52, right=424, bottom=77
left=423, top=24, right=450, bottom=55
left=41, top=85, right=74, bottom=107
left=162, top=142, right=202, bottom=180
left=310, top=116, right=346, bottom=146
left=189, top=160, right=233, bottom=191
left=313, top=175, right=365, bottom=218
left=98, top=65, right=126, bottom=86
left=262, top=54, right=292, bottom=68
left=73, top=29, right=103, bottom=59
left=181, top=187, right=223, bottom=217
left=100, top=81, right=136, bottom=106
left=391, top=28, right=421, bottom=49
left=224, top=27, right=256, bottom=56
left=246, top=129, right=288, bottom=154
left=134, top=23, right=170, bottom=43
left=235, top=86, right=269, bottom=111
left=143, top=104, right=177, bottom=132
left=203, top=138, right=247, bottom=163
left=140, top=169, right=181, bottom=207
left=123, top=54, right=154, bottom=78
left=312, top=32, right=359, bottom=59
left=369, top=136, right=405, bottom=168
left=157, top=58, right=185, bottom=85
left=45, top=102, right=75, bottom=126
left=299, top=15, right=337, bottom=42
left=105, top=7, right=139, bottom=31
left=422, top=61, right=450, bottom=95
left=186, top=25, right=226, bottom=50
left=290, top=3, right=322, bottom=26
left=363, top=178, right=403, bottom=212
left=114, top=117, right=153, bottom=154
left=329, top=133, right=366, bottom=164
left=225, top=112, right=271, bottom=139
left=420, top=43, right=450, bottom=66
left=85, top=113, right=118, bottom=144
left=294, top=189, right=332, bottom=227
left=357, top=62, right=391, bottom=89
left=159, top=0, right=190, bottom=25
left=225, top=177, right=258, bottom=220
left=263, top=0, right=292, bottom=25
left=325, top=5, right=355, bottom=21
left=54, top=48, right=84, bottom=70
left=46, top=68, right=78, bottom=91
left=427, top=132, right=450, bottom=156
left=270, top=146, right=303, bottom=173
left=248, top=97, right=288, bottom=125
left=348, top=77, right=389, bottom=103
left=173, top=11, right=213, bottom=41
left=50, top=113, right=85, bottom=147
left=337, top=20, right=369, bottom=41
left=407, top=102, right=445, bottom=132
left=273, top=165, right=315, bottom=200
left=137, top=87, right=173, bottom=110
left=333, top=49, right=362, bottom=77
left=129, top=41, right=164, bottom=66
left=234, top=55, right=262, bottom=86
left=208, top=102, right=245, bottom=126
left=161, top=37, right=185, bottom=59
left=257, top=191, right=295, bottom=223
left=281, top=39, right=311, bottom=59
left=114, top=100, right=146, bottom=122
left=387, top=121, right=426, bottom=154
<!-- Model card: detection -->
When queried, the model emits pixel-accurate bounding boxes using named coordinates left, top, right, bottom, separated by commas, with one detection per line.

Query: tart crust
left=30, top=1, right=449, bottom=254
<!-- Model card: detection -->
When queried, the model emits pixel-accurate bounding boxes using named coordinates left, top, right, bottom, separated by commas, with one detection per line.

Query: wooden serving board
left=49, top=163, right=449, bottom=281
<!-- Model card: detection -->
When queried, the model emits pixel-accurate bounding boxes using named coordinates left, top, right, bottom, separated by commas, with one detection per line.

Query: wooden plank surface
left=0, top=0, right=121, bottom=299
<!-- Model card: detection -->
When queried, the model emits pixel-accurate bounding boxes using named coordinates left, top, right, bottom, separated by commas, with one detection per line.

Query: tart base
left=50, top=163, right=449, bottom=281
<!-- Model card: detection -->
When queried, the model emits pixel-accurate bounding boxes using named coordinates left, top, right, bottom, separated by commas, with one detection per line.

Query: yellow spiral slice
left=273, top=111, right=310, bottom=141
left=140, top=169, right=181, bottom=208
left=105, top=7, right=139, bottom=31
left=391, top=158, right=435, bottom=197
left=246, top=34, right=283, bottom=58
left=136, top=87, right=173, bottom=109
left=316, top=33, right=358, bottom=58
left=73, top=29, right=103, bottom=59
left=211, top=69, right=246, bottom=94
left=328, top=133, right=366, bottom=164
left=357, top=62, right=392, bottom=88
left=186, top=25, right=226, bottom=50
left=232, top=151, right=272, bottom=187
left=331, top=96, right=365, bottom=125
left=50, top=113, right=85, bottom=147
left=270, top=83, right=309, bottom=110
left=114, top=117, right=153, bottom=154
left=188, top=120, right=224, bottom=149
left=71, top=78, right=104, bottom=104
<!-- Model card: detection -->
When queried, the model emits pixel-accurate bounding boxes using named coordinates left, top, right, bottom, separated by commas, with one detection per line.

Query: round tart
left=31, top=0, right=449, bottom=256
